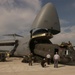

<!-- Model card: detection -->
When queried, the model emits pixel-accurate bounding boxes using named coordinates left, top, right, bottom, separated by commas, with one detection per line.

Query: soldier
left=53, top=52, right=60, bottom=68
left=41, top=58, right=46, bottom=67
left=1, top=53, right=6, bottom=62
left=46, top=53, right=51, bottom=65
left=28, top=53, right=33, bottom=66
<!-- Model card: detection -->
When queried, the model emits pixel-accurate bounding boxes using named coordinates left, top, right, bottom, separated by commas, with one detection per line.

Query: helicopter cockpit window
left=54, top=48, right=59, bottom=54
left=65, top=50, right=69, bottom=55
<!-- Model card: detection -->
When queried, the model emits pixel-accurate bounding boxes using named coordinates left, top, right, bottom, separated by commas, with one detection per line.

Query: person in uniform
left=46, top=53, right=51, bottom=65
left=1, top=53, right=6, bottom=62
left=28, top=53, right=33, bottom=66
left=53, top=52, right=60, bottom=68
left=41, top=58, right=46, bottom=67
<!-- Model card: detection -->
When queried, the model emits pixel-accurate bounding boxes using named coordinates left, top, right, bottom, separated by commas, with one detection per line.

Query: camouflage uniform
left=41, top=58, right=46, bottom=67
left=28, top=53, right=33, bottom=66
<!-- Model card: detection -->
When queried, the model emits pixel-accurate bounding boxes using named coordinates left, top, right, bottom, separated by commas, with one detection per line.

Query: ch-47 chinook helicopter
left=0, top=3, right=75, bottom=64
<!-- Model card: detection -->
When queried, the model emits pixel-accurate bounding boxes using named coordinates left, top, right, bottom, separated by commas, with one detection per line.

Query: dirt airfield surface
left=0, top=57, right=75, bottom=75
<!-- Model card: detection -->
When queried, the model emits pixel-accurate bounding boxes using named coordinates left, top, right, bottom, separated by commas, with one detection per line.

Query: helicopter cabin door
left=54, top=48, right=59, bottom=54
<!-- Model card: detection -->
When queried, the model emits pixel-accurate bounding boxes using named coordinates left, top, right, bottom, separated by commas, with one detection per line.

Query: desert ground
left=0, top=57, right=75, bottom=75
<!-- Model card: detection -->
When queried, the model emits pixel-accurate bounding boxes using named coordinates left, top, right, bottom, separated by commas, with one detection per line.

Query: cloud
left=51, top=25, right=75, bottom=45
left=60, top=19, right=69, bottom=25
left=60, top=19, right=70, bottom=27
left=50, top=17, right=75, bottom=45
left=0, top=0, right=75, bottom=46
left=72, top=2, right=75, bottom=8
left=0, top=0, right=41, bottom=39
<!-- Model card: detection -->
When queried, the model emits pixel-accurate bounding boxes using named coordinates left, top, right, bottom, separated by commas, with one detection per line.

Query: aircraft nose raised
left=31, top=3, right=60, bottom=35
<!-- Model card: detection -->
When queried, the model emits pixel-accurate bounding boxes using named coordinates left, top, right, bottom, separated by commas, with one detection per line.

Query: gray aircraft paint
left=14, top=35, right=30, bottom=56
left=0, top=3, right=60, bottom=57
left=0, top=3, right=75, bottom=63
left=14, top=3, right=60, bottom=56
left=31, top=3, right=60, bottom=35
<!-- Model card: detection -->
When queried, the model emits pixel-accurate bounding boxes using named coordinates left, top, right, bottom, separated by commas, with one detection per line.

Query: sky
left=0, top=0, right=75, bottom=45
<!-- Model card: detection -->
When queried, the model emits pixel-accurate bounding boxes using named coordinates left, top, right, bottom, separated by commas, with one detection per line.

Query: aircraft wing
left=3, top=33, right=23, bottom=37
left=0, top=40, right=15, bottom=46
left=0, top=46, right=14, bottom=51
left=0, top=40, right=16, bottom=53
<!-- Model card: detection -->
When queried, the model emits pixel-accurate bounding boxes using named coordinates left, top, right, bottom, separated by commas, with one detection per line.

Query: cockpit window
left=32, top=29, right=48, bottom=35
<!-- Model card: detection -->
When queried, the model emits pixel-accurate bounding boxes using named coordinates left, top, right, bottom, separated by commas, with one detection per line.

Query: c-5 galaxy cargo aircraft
left=0, top=3, right=75, bottom=64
